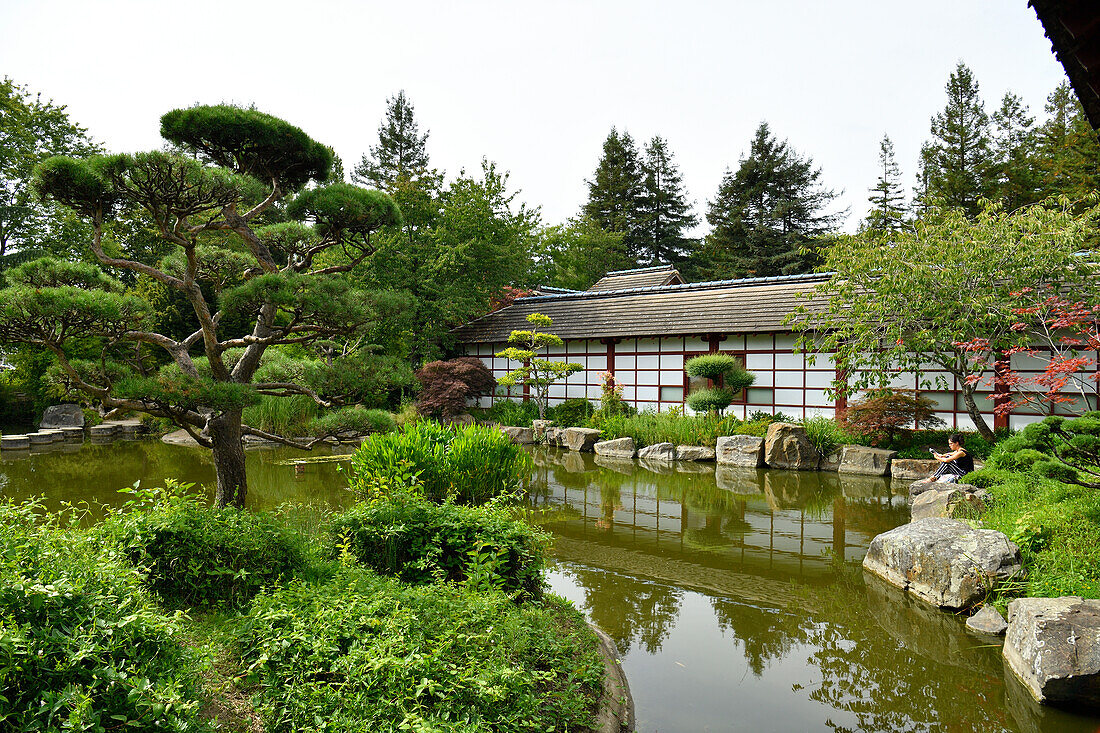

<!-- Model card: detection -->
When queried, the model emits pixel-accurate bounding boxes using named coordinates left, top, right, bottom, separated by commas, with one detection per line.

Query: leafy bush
left=308, top=406, right=395, bottom=438
left=102, top=482, right=308, bottom=608
left=801, top=416, right=850, bottom=457
left=989, top=414, right=1100, bottom=487
left=415, top=357, right=497, bottom=418
left=329, top=495, right=549, bottom=596
left=595, top=370, right=632, bottom=419
left=686, top=387, right=734, bottom=414
left=840, top=389, right=943, bottom=446
left=548, top=397, right=595, bottom=427
left=236, top=569, right=603, bottom=733
left=747, top=410, right=793, bottom=423
left=477, top=397, right=540, bottom=427
left=349, top=421, right=532, bottom=504
left=0, top=500, right=206, bottom=732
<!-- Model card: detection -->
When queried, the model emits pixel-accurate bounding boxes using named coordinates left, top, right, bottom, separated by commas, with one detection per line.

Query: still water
left=2, top=438, right=1099, bottom=732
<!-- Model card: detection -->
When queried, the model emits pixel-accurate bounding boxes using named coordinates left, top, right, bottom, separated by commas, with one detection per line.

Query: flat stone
left=39, top=403, right=84, bottom=429
left=862, top=517, right=1023, bottom=609
left=543, top=426, right=564, bottom=447
left=967, top=605, right=1008, bottom=636
left=838, top=445, right=897, bottom=476
left=637, top=442, right=675, bottom=460
left=909, top=479, right=974, bottom=500
left=27, top=431, right=59, bottom=445
left=911, top=487, right=988, bottom=521
left=594, top=437, right=636, bottom=458
left=501, top=426, right=535, bottom=444
left=1004, top=597, right=1100, bottom=707
left=161, top=428, right=200, bottom=446
left=89, top=423, right=118, bottom=438
left=892, top=458, right=941, bottom=482
left=715, top=435, right=765, bottom=467
left=675, top=445, right=715, bottom=461
left=1, top=434, right=30, bottom=450
left=563, top=427, right=601, bottom=452
left=59, top=426, right=84, bottom=441
left=764, top=422, right=820, bottom=471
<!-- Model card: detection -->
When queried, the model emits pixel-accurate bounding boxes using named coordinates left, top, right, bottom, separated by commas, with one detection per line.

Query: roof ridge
left=517, top=271, right=831, bottom=302
left=603, top=264, right=679, bottom=275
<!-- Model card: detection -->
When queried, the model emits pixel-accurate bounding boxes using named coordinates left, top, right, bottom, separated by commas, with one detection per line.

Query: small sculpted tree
left=6, top=105, right=402, bottom=508
left=684, top=353, right=754, bottom=415
left=415, top=357, right=497, bottom=419
left=496, top=313, right=582, bottom=420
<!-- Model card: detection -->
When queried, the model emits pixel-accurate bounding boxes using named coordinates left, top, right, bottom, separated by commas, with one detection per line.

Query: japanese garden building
left=452, top=265, right=1061, bottom=431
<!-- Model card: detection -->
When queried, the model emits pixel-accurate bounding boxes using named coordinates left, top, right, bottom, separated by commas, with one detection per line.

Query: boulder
left=532, top=419, right=554, bottom=439
left=838, top=445, right=897, bottom=476
left=715, top=435, right=765, bottom=467
left=909, top=479, right=976, bottom=500
left=637, top=442, right=675, bottom=461
left=862, top=517, right=1023, bottom=609
left=501, top=426, right=535, bottom=444
left=763, top=423, right=820, bottom=470
left=675, top=445, right=715, bottom=462
left=594, top=437, right=636, bottom=458
left=891, top=458, right=941, bottom=482
left=39, top=403, right=85, bottom=429
left=1004, top=597, right=1100, bottom=707
left=563, top=427, right=601, bottom=452
left=819, top=448, right=842, bottom=472
left=1, top=434, right=30, bottom=450
left=543, top=427, right=564, bottom=447
left=966, top=605, right=1008, bottom=636
left=911, top=487, right=988, bottom=521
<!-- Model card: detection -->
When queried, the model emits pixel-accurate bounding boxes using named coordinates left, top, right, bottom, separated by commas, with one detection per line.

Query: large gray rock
left=715, top=435, right=765, bottom=467
left=594, top=437, right=636, bottom=458
left=675, top=445, right=715, bottom=462
left=891, top=458, right=941, bottom=482
left=531, top=419, right=554, bottom=440
left=543, top=426, right=565, bottom=447
left=862, top=517, right=1023, bottom=609
left=838, top=445, right=897, bottom=476
left=40, top=403, right=85, bottom=429
left=819, top=448, right=842, bottom=472
left=909, top=479, right=976, bottom=500
left=637, top=442, right=675, bottom=461
left=763, top=423, right=820, bottom=470
left=1004, top=597, right=1100, bottom=707
left=563, top=427, right=601, bottom=452
left=966, top=604, right=1008, bottom=636
left=911, top=487, right=988, bottom=521
left=28, top=430, right=60, bottom=445
left=501, top=426, right=535, bottom=444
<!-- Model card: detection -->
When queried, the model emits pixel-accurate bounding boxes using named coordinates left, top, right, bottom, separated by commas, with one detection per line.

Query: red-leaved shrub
left=415, top=358, right=497, bottom=418
left=840, top=389, right=942, bottom=446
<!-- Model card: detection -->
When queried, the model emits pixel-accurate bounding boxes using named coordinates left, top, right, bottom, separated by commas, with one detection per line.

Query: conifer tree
left=862, top=134, right=907, bottom=236
left=700, top=122, right=841, bottom=279
left=1037, top=82, right=1100, bottom=204
left=637, top=136, right=698, bottom=265
left=915, top=62, right=995, bottom=216
left=582, top=128, right=646, bottom=264
left=991, top=92, right=1042, bottom=211
left=353, top=91, right=434, bottom=190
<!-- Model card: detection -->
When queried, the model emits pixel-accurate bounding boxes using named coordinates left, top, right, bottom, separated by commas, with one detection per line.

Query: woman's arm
left=933, top=448, right=965, bottom=463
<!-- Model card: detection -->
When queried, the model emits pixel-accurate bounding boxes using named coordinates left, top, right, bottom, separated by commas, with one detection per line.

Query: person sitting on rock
left=916, top=433, right=974, bottom=484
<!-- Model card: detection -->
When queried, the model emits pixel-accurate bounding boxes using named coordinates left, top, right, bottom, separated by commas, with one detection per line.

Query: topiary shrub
left=328, top=495, right=549, bottom=597
left=686, top=387, right=735, bottom=414
left=415, top=357, right=497, bottom=419
left=103, top=482, right=307, bottom=608
left=0, top=500, right=205, bottom=731
left=684, top=354, right=754, bottom=414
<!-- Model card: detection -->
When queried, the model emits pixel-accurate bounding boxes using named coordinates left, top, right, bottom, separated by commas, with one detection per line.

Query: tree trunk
left=209, top=409, right=247, bottom=509
left=960, top=384, right=995, bottom=442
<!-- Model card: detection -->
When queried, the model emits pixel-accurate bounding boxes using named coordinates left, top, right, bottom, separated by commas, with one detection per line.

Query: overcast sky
left=1, top=1, right=1070, bottom=235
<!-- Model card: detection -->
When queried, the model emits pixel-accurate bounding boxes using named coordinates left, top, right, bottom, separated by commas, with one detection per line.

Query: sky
left=0, top=0, right=1071, bottom=235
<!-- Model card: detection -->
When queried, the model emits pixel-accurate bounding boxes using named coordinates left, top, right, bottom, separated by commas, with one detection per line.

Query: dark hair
left=948, top=433, right=964, bottom=445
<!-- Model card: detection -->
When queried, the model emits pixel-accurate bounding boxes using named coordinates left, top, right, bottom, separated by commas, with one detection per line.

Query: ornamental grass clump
left=0, top=499, right=206, bottom=732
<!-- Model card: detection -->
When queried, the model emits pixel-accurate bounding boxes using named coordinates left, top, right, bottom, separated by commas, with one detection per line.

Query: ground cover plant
left=0, top=499, right=207, bottom=732
left=236, top=568, right=604, bottom=733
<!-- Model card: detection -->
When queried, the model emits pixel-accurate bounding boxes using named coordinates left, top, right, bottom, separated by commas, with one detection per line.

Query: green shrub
left=349, top=421, right=532, bottom=505
left=988, top=414, right=1100, bottom=487
left=102, top=483, right=308, bottom=608
left=0, top=500, right=206, bottom=732
left=478, top=397, right=540, bottom=427
left=548, top=397, right=595, bottom=427
left=236, top=569, right=603, bottom=733
left=308, top=406, right=395, bottom=438
left=686, top=387, right=734, bottom=414
left=329, top=495, right=549, bottom=597
left=747, top=410, right=793, bottom=424
left=685, top=353, right=739, bottom=380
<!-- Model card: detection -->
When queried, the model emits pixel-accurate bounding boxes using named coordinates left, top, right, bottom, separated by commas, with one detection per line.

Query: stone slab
left=563, top=427, right=601, bottom=452
left=594, top=437, right=636, bottom=458
left=838, top=445, right=897, bottom=476
left=967, top=605, right=1008, bottom=636
left=715, top=435, right=765, bottom=467
left=1, top=434, right=30, bottom=450
left=1004, top=597, right=1100, bottom=707
left=637, top=442, right=675, bottom=461
left=675, top=445, right=715, bottom=462
left=501, top=426, right=535, bottom=444
left=891, top=458, right=941, bottom=482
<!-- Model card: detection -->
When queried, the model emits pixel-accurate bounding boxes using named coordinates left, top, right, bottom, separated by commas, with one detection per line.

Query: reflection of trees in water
left=563, top=565, right=682, bottom=655
left=711, top=598, right=809, bottom=677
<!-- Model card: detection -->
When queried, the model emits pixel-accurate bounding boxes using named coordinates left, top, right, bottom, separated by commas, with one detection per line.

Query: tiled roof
left=587, top=265, right=685, bottom=291
left=452, top=272, right=831, bottom=343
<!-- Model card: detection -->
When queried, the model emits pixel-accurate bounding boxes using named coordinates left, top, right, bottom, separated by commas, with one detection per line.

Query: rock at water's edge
left=563, top=427, right=601, bottom=452
left=892, top=458, right=940, bottom=482
left=1004, top=597, right=1100, bottom=707
left=716, top=435, right=765, bottom=467
left=40, top=403, right=84, bottom=429
left=764, top=423, right=819, bottom=470
left=594, top=437, right=636, bottom=458
left=838, top=445, right=896, bottom=476
left=638, top=442, right=675, bottom=461
left=967, top=605, right=1008, bottom=636
left=675, top=445, right=715, bottom=462
left=501, top=426, right=535, bottom=444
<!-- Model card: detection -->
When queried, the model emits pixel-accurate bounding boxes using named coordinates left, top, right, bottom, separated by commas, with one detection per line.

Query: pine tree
left=1037, top=82, right=1100, bottom=203
left=637, top=136, right=698, bottom=265
left=991, top=92, right=1041, bottom=211
left=699, top=122, right=841, bottom=279
left=916, top=62, right=995, bottom=216
left=352, top=90, right=434, bottom=190
left=863, top=134, right=907, bottom=236
left=582, top=128, right=646, bottom=264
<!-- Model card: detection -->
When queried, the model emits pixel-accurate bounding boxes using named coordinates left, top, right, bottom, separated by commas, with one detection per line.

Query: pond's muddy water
left=3, top=438, right=1099, bottom=732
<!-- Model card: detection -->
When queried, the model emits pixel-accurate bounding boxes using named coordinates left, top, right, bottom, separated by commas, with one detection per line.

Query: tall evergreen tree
left=862, top=134, right=907, bottom=236
left=582, top=128, right=646, bottom=264
left=637, top=136, right=698, bottom=265
left=916, top=62, right=995, bottom=216
left=699, top=122, right=841, bottom=279
left=991, top=92, right=1042, bottom=211
left=1037, top=82, right=1100, bottom=203
left=352, top=90, right=434, bottom=190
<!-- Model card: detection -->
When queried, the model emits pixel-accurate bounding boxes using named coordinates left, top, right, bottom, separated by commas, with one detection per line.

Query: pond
left=2, top=437, right=1098, bottom=732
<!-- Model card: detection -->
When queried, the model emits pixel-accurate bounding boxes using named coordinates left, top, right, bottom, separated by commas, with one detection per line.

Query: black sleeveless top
left=956, top=449, right=974, bottom=474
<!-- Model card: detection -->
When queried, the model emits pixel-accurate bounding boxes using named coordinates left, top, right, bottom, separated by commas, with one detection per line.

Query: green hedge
left=329, top=495, right=549, bottom=598
left=236, top=568, right=603, bottom=733
left=0, top=500, right=206, bottom=732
